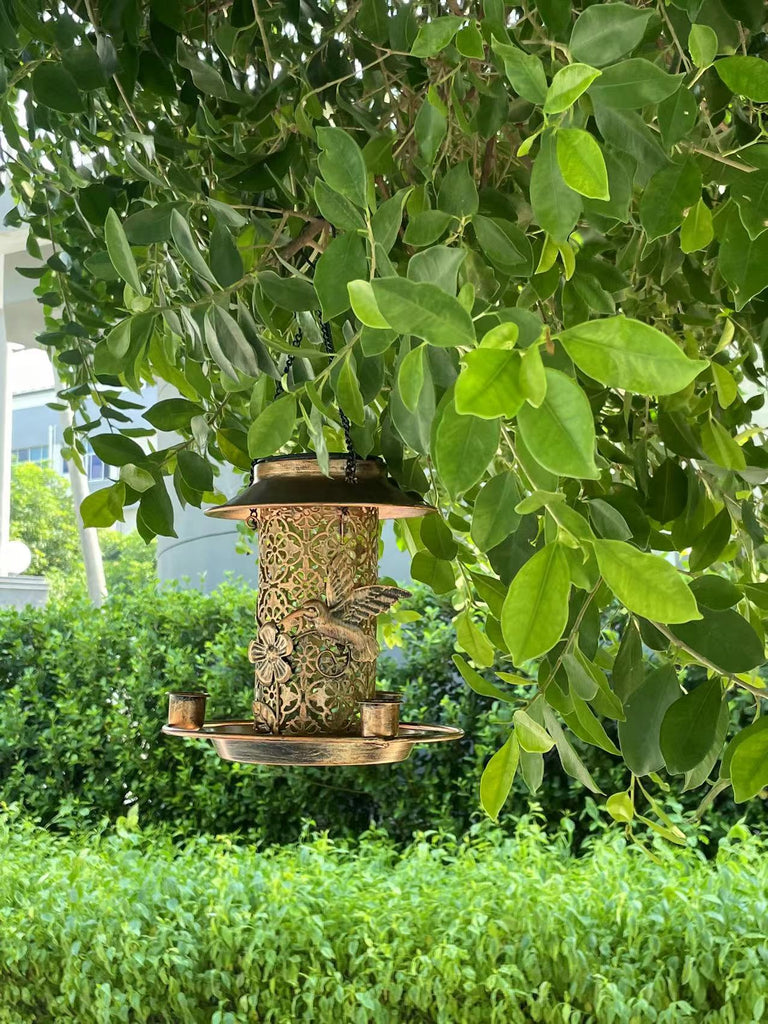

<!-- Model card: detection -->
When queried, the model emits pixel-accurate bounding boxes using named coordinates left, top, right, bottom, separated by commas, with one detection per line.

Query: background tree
left=1, top=0, right=767, bottom=826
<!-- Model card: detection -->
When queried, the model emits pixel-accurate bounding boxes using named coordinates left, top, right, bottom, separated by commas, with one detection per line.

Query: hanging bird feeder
left=162, top=452, right=463, bottom=766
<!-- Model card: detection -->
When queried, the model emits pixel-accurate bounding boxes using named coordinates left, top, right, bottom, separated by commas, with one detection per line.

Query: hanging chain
left=319, top=315, right=357, bottom=485
left=248, top=313, right=357, bottom=489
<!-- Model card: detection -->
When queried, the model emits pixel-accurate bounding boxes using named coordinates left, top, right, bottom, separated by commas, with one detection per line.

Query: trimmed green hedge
left=0, top=815, right=766, bottom=1023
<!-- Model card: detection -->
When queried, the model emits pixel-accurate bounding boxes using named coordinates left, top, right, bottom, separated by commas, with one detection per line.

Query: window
left=12, top=446, right=50, bottom=465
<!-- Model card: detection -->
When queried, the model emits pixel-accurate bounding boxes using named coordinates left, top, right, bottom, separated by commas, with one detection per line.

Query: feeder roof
left=205, top=454, right=433, bottom=520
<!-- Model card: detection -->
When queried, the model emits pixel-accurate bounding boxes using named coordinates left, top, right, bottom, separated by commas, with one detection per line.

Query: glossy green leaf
left=593, top=540, right=701, bottom=624
left=105, top=210, right=143, bottom=294
left=689, top=508, right=731, bottom=572
left=453, top=654, right=514, bottom=701
left=32, top=63, right=84, bottom=112
left=371, top=278, right=475, bottom=347
left=671, top=607, right=764, bottom=673
left=588, top=60, right=682, bottom=109
left=730, top=729, right=768, bottom=802
left=517, top=369, right=599, bottom=480
left=544, top=64, right=601, bottom=113
left=501, top=542, right=571, bottom=663
left=79, top=482, right=126, bottom=528
left=316, top=127, right=368, bottom=209
left=471, top=472, right=522, bottom=551
left=314, top=234, right=368, bottom=321
left=569, top=3, right=654, bottom=67
left=455, top=610, right=494, bottom=668
left=398, top=344, right=427, bottom=413
left=718, top=208, right=768, bottom=311
left=530, top=133, right=582, bottom=243
left=247, top=396, right=296, bottom=459
left=480, top=732, right=520, bottom=820
left=680, top=199, right=714, bottom=253
left=143, top=398, right=203, bottom=431
left=660, top=677, right=723, bottom=774
left=438, top=162, right=479, bottom=218
left=433, top=397, right=500, bottom=498
left=335, top=355, right=366, bottom=426
left=455, top=350, right=523, bottom=419
left=618, top=666, right=681, bottom=776
left=715, top=56, right=768, bottom=102
left=90, top=433, right=146, bottom=467
left=689, top=24, right=717, bottom=68
left=411, top=16, right=463, bottom=57
left=491, top=37, right=547, bottom=104
left=558, top=315, right=708, bottom=396
left=411, top=551, right=455, bottom=594
left=314, top=180, right=366, bottom=232
left=639, top=160, right=702, bottom=241
left=556, top=129, right=609, bottom=200
left=513, top=710, right=554, bottom=753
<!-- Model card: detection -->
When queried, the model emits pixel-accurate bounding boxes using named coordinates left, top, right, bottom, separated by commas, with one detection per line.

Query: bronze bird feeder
left=162, top=453, right=463, bottom=765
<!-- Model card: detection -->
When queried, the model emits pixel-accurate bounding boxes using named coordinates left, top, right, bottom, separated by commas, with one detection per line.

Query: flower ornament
left=248, top=622, right=294, bottom=686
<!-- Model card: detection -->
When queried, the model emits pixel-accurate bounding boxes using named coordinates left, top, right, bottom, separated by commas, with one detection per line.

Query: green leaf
left=544, top=64, right=601, bottom=113
left=31, top=63, right=84, bottom=113
left=407, top=246, right=467, bottom=295
left=618, top=666, right=681, bottom=776
left=316, top=127, right=368, bottom=209
left=558, top=315, right=708, bottom=396
left=730, top=170, right=768, bottom=240
left=371, top=278, right=475, bottom=347
left=314, top=234, right=368, bottom=321
left=403, top=211, right=455, bottom=247
left=588, top=60, right=682, bottom=109
left=335, top=355, right=366, bottom=426
left=501, top=542, right=571, bottom=663
left=455, top=350, right=524, bottom=419
left=689, top=24, right=718, bottom=68
left=519, top=344, right=547, bottom=407
left=682, top=701, right=730, bottom=792
left=711, top=363, right=738, bottom=409
left=259, top=271, right=317, bottom=312
left=453, top=654, right=514, bottom=701
left=491, top=37, right=548, bottom=104
left=715, top=56, right=768, bottom=102
left=313, top=180, right=366, bottom=232
left=671, top=607, right=764, bottom=673
left=689, top=508, right=731, bottom=572
left=472, top=216, right=533, bottom=275
left=79, top=482, right=125, bottom=528
left=421, top=514, right=457, bottom=560
left=606, top=791, right=634, bottom=822
left=104, top=210, right=143, bottom=294
left=414, top=96, right=446, bottom=169
left=119, top=463, right=155, bottom=493
left=177, top=451, right=214, bottom=493
left=170, top=209, right=218, bottom=286
left=143, top=398, right=203, bottom=431
left=513, top=710, right=555, bottom=753
left=411, top=551, right=455, bottom=594
left=371, top=189, right=411, bottom=253
left=730, top=729, right=768, bottom=802
left=570, top=3, right=654, bottom=67
left=556, top=129, right=609, bottom=200
left=432, top=396, right=500, bottom=498
left=639, top=159, right=702, bottom=240
left=593, top=540, right=701, bottom=623
left=660, top=677, right=723, bottom=774
left=398, top=344, right=427, bottom=413
left=210, top=221, right=243, bottom=288
left=471, top=472, right=522, bottom=551
left=90, top=433, right=146, bottom=467
left=410, top=15, right=463, bottom=57
left=139, top=480, right=177, bottom=538
left=680, top=198, right=714, bottom=253
left=543, top=706, right=603, bottom=792
left=689, top=574, right=741, bottom=610
left=516, top=369, right=599, bottom=480
left=247, top=396, right=296, bottom=459
left=530, top=133, right=582, bottom=243
left=456, top=22, right=485, bottom=58
left=721, top=716, right=768, bottom=780
left=480, top=732, right=520, bottom=820
left=348, top=280, right=389, bottom=328
left=455, top=610, right=494, bottom=668
left=208, top=305, right=262, bottom=379
left=438, top=161, right=479, bottom=218
left=717, top=207, right=768, bottom=311
left=701, top=418, right=746, bottom=470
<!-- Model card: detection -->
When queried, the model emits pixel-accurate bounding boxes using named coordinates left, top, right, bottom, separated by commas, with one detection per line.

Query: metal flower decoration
left=248, top=622, right=294, bottom=686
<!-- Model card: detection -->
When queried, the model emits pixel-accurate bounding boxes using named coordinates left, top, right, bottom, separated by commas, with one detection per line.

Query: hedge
left=0, top=815, right=766, bottom=1023
left=0, top=582, right=758, bottom=844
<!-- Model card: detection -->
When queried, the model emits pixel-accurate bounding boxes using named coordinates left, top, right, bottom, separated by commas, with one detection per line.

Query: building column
left=0, top=310, right=12, bottom=576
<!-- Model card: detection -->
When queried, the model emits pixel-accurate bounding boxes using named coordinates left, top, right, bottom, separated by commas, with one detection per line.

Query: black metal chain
left=248, top=314, right=358, bottom=487
left=319, top=314, right=357, bottom=485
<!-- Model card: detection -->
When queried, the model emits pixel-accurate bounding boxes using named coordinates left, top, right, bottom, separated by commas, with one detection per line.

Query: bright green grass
left=0, top=814, right=766, bottom=1023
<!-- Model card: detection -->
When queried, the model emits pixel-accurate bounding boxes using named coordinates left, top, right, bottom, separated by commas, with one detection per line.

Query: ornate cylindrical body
left=253, top=503, right=379, bottom=735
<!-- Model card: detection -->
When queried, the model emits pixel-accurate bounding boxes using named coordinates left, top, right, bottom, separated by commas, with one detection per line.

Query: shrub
left=0, top=582, right=760, bottom=845
left=0, top=814, right=766, bottom=1023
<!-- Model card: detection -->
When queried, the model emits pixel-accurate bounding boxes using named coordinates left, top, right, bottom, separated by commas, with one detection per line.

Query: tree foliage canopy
left=1, top=0, right=768, bottom=823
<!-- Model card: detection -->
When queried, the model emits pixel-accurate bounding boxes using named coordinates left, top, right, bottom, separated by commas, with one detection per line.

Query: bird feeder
left=162, top=454, right=463, bottom=765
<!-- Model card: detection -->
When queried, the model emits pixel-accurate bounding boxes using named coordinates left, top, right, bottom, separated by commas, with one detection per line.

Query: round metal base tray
left=162, top=720, right=464, bottom=766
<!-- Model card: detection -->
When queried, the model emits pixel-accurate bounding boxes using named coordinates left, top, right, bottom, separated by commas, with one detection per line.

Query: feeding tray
left=162, top=720, right=464, bottom=766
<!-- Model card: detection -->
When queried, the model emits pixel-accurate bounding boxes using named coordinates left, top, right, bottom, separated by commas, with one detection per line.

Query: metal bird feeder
left=162, top=453, right=463, bottom=766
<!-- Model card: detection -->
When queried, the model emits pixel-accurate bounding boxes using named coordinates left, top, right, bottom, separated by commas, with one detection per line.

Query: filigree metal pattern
left=253, top=505, right=379, bottom=734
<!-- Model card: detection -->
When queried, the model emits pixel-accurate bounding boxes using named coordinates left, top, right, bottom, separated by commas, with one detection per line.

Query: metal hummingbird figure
left=281, top=551, right=410, bottom=662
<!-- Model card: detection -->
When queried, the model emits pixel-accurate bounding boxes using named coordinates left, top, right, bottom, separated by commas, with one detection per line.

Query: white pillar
left=0, top=312, right=12, bottom=576
left=52, top=370, right=107, bottom=606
